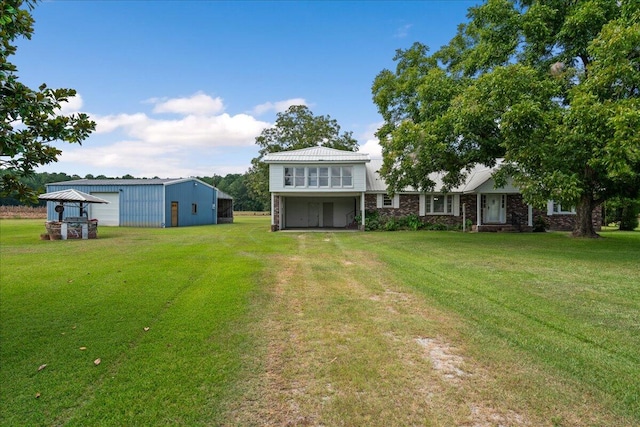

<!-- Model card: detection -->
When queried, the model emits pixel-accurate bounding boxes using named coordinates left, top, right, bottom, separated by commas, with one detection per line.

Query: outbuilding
left=44, top=178, right=232, bottom=227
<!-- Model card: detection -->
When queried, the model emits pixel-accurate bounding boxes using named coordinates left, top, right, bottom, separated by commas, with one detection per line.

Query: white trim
left=360, top=192, right=366, bottom=228
left=477, top=194, right=482, bottom=226
left=547, top=200, right=554, bottom=216
left=271, top=193, right=275, bottom=226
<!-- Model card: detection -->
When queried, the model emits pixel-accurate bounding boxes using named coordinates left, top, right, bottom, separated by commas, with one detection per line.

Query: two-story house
left=263, top=147, right=601, bottom=232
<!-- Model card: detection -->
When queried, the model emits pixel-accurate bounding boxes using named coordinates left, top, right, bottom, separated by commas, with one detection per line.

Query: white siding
left=90, top=192, right=120, bottom=226
left=269, top=164, right=284, bottom=192
left=351, top=164, right=367, bottom=192
left=475, top=176, right=519, bottom=194
left=269, top=163, right=367, bottom=193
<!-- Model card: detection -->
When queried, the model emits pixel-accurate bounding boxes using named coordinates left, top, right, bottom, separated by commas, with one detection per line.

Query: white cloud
left=138, top=113, right=268, bottom=146
left=57, top=139, right=252, bottom=178
left=252, top=98, right=308, bottom=116
left=45, top=93, right=328, bottom=177
left=59, top=94, right=84, bottom=114
left=358, top=122, right=383, bottom=158
left=151, top=92, right=225, bottom=115
left=94, top=113, right=149, bottom=134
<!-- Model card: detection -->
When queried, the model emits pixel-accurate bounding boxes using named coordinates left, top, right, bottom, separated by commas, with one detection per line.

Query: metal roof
left=48, top=178, right=187, bottom=186
left=365, top=159, right=502, bottom=193
left=216, top=189, right=233, bottom=200
left=38, top=189, right=110, bottom=204
left=263, top=146, right=370, bottom=163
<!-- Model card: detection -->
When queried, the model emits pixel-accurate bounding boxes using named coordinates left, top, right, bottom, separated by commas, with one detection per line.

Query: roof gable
left=263, top=147, right=370, bottom=163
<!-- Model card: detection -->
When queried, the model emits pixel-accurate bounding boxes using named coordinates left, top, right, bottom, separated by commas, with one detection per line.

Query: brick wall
left=314, top=192, right=602, bottom=232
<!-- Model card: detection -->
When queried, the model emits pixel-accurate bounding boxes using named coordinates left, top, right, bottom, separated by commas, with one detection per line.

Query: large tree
left=1, top=0, right=95, bottom=203
left=246, top=105, right=359, bottom=209
left=372, top=0, right=640, bottom=237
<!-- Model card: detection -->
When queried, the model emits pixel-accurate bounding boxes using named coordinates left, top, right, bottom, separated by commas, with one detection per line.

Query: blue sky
left=15, top=0, right=480, bottom=178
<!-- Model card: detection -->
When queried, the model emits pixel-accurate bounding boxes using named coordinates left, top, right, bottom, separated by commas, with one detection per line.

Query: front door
left=171, top=202, right=179, bottom=227
left=483, top=194, right=504, bottom=223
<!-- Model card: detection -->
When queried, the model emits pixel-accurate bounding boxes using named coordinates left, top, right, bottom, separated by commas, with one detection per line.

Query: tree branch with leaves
left=373, top=0, right=640, bottom=237
left=1, top=0, right=95, bottom=203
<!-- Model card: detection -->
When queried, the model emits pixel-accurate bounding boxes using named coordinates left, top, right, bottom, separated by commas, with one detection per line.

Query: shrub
left=400, top=214, right=423, bottom=231
left=533, top=215, right=548, bottom=232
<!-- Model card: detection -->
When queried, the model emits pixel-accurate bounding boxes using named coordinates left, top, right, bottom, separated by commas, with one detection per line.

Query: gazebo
left=38, top=189, right=109, bottom=240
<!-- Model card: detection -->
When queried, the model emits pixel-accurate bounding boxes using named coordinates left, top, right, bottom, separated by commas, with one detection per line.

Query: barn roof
left=49, top=178, right=187, bottom=186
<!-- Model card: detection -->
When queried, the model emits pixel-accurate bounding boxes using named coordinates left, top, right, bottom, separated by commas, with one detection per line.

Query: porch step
left=474, top=224, right=520, bottom=232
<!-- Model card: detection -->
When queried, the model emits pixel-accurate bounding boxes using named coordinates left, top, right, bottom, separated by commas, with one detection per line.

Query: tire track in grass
left=227, top=232, right=535, bottom=426
left=50, top=277, right=198, bottom=426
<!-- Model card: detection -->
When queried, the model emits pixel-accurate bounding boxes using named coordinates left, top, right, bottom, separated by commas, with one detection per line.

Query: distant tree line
left=0, top=172, right=267, bottom=211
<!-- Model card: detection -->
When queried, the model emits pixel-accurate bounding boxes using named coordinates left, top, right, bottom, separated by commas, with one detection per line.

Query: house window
left=284, top=165, right=353, bottom=188
left=425, top=194, right=453, bottom=215
left=191, top=203, right=198, bottom=214
left=330, top=166, right=353, bottom=188
left=319, top=167, right=329, bottom=187
left=294, top=167, right=305, bottom=187
left=553, top=202, right=575, bottom=214
left=308, top=167, right=318, bottom=187
left=383, top=194, right=393, bottom=207
left=284, top=167, right=294, bottom=186
left=342, top=167, right=353, bottom=186
left=331, top=167, right=341, bottom=187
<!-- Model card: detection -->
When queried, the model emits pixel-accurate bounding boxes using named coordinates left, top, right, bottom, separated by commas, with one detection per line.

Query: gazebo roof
left=38, top=189, right=109, bottom=204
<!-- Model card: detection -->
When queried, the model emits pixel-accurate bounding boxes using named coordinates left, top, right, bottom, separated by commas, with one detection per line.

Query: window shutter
left=453, top=194, right=460, bottom=216
left=376, top=194, right=383, bottom=208
left=547, top=201, right=554, bottom=216
left=419, top=195, right=425, bottom=216
left=393, top=195, right=400, bottom=209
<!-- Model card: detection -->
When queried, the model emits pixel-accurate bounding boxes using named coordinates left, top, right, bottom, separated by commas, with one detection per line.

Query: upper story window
left=284, top=166, right=353, bottom=188
left=284, top=167, right=305, bottom=186
left=425, top=194, right=453, bottom=214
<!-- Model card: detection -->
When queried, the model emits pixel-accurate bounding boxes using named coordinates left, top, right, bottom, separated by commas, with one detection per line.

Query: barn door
left=171, top=202, right=179, bottom=227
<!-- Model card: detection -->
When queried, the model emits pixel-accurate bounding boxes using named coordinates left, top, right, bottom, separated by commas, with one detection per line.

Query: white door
left=90, top=192, right=120, bottom=226
left=308, top=203, right=320, bottom=227
left=484, top=194, right=504, bottom=223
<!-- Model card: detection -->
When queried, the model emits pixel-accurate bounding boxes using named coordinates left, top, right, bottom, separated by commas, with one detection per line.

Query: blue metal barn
left=44, top=178, right=233, bottom=227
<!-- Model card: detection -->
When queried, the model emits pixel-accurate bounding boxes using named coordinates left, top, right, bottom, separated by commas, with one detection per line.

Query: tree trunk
left=572, top=196, right=599, bottom=238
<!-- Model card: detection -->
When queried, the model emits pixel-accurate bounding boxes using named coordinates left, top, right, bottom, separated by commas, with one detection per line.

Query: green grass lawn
left=341, top=229, right=640, bottom=424
left=0, top=218, right=293, bottom=425
left=1, top=218, right=638, bottom=425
